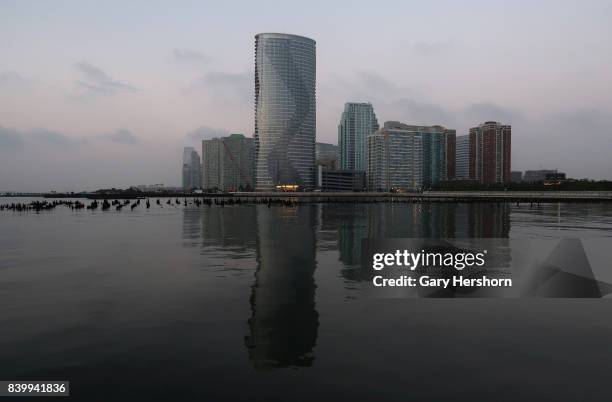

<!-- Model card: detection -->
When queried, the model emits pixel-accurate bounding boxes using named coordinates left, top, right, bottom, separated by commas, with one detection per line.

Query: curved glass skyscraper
left=254, top=33, right=316, bottom=191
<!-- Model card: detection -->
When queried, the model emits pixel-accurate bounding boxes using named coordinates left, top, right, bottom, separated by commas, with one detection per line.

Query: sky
left=1, top=0, right=611, bottom=191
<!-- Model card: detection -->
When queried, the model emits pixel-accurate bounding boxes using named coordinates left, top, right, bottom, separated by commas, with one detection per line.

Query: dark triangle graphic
left=526, top=239, right=612, bottom=298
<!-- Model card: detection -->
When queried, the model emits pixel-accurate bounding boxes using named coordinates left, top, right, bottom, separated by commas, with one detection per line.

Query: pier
left=76, top=190, right=612, bottom=203
left=219, top=191, right=612, bottom=203
left=3, top=191, right=612, bottom=213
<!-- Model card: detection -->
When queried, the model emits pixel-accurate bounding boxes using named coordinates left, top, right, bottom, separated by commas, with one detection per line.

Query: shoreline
left=28, top=190, right=612, bottom=202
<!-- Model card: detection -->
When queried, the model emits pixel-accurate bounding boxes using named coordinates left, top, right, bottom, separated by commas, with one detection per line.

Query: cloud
left=0, top=127, right=26, bottom=151
left=0, top=70, right=32, bottom=89
left=29, top=128, right=85, bottom=147
left=185, top=71, right=251, bottom=103
left=0, top=126, right=142, bottom=151
left=185, top=126, right=229, bottom=142
left=326, top=71, right=417, bottom=103
left=98, top=128, right=140, bottom=145
left=323, top=72, right=524, bottom=131
left=172, top=49, right=210, bottom=64
left=72, top=62, right=137, bottom=98
left=386, top=98, right=455, bottom=126
left=512, top=108, right=612, bottom=179
left=411, top=40, right=454, bottom=55
left=464, top=102, right=520, bottom=124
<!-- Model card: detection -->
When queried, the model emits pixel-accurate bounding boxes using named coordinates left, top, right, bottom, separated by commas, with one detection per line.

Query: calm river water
left=1, top=198, right=612, bottom=401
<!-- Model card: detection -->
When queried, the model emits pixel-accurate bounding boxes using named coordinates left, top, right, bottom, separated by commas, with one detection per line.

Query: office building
left=338, top=103, right=379, bottom=171
left=254, top=33, right=316, bottom=191
left=469, top=121, right=511, bottom=183
left=367, top=121, right=422, bottom=192
left=202, top=134, right=254, bottom=191
left=182, top=147, right=201, bottom=190
left=456, top=135, right=470, bottom=180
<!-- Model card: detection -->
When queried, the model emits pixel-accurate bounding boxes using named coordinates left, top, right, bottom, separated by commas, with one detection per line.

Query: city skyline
left=1, top=1, right=612, bottom=191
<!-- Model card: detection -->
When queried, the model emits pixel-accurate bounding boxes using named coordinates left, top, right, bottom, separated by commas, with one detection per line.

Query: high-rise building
left=202, top=138, right=222, bottom=190
left=456, top=135, right=470, bottom=180
left=221, top=134, right=254, bottom=191
left=182, top=147, right=201, bottom=190
left=366, top=123, right=453, bottom=189
left=419, top=125, right=455, bottom=187
left=445, top=128, right=456, bottom=180
left=315, top=142, right=338, bottom=170
left=367, top=121, right=422, bottom=192
left=202, top=134, right=254, bottom=191
left=254, top=33, right=316, bottom=191
left=338, top=103, right=379, bottom=171
left=469, top=121, right=511, bottom=183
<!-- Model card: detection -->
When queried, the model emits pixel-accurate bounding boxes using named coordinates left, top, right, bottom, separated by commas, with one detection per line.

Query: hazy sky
left=1, top=0, right=611, bottom=191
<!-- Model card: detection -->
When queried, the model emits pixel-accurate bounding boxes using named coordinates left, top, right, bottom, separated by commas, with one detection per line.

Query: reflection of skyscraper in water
left=182, top=208, right=203, bottom=243
left=331, top=203, right=511, bottom=283
left=366, top=204, right=425, bottom=238
left=420, top=204, right=457, bottom=238
left=245, top=205, right=319, bottom=369
left=454, top=203, right=511, bottom=238
left=336, top=204, right=424, bottom=282
left=335, top=204, right=369, bottom=266
left=198, top=205, right=258, bottom=249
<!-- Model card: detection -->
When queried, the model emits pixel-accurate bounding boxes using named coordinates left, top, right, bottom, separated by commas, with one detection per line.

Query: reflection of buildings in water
left=364, top=203, right=422, bottom=238
left=336, top=203, right=426, bottom=282
left=333, top=202, right=512, bottom=283
left=336, top=205, right=369, bottom=266
left=454, top=203, right=511, bottom=238
left=182, top=208, right=203, bottom=242
left=198, top=205, right=258, bottom=249
left=245, top=205, right=319, bottom=370
left=421, top=203, right=457, bottom=238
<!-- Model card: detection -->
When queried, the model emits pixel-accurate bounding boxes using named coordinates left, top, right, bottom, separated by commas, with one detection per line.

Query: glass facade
left=455, top=135, right=470, bottom=179
left=420, top=125, right=455, bottom=188
left=254, top=33, right=316, bottom=191
left=338, top=103, right=378, bottom=171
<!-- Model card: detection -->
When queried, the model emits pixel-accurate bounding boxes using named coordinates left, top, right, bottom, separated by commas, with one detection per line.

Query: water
left=1, top=198, right=612, bottom=401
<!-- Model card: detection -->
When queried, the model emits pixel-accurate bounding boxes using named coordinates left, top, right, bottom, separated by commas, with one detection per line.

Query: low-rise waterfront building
left=511, top=171, right=523, bottom=183
left=317, top=167, right=365, bottom=192
left=523, top=169, right=558, bottom=183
